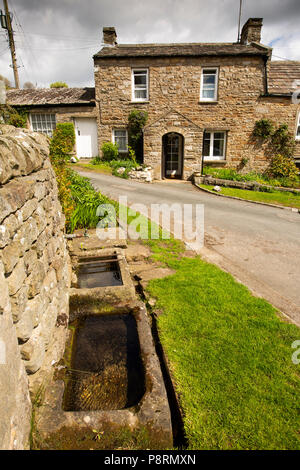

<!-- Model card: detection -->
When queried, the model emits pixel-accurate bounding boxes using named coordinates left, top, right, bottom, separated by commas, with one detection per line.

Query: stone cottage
left=94, top=19, right=300, bottom=180
left=6, top=87, right=98, bottom=158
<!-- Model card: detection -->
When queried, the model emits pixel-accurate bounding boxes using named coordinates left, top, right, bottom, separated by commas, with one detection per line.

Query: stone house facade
left=94, top=19, right=300, bottom=180
left=6, top=87, right=98, bottom=158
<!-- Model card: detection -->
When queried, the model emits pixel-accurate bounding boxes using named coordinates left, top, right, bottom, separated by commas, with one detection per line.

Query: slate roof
left=94, top=42, right=270, bottom=59
left=6, top=87, right=95, bottom=106
left=268, top=61, right=300, bottom=95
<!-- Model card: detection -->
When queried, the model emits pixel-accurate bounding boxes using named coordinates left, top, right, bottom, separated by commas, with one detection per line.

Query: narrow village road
left=78, top=170, right=300, bottom=326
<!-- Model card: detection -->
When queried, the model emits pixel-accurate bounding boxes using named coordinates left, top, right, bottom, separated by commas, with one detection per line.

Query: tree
left=50, top=81, right=68, bottom=88
left=23, top=81, right=35, bottom=89
left=0, top=74, right=11, bottom=89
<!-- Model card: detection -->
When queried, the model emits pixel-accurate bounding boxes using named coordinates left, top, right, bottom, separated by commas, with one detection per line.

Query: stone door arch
left=162, top=132, right=184, bottom=179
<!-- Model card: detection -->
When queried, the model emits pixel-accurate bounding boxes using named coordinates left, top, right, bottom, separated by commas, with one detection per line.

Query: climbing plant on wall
left=253, top=119, right=297, bottom=177
left=128, top=109, right=148, bottom=162
left=0, top=104, right=28, bottom=128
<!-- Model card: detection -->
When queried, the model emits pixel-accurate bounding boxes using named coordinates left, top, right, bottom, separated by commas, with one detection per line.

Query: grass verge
left=200, top=184, right=300, bottom=209
left=202, top=166, right=300, bottom=189
left=70, top=162, right=112, bottom=175
left=144, top=239, right=300, bottom=450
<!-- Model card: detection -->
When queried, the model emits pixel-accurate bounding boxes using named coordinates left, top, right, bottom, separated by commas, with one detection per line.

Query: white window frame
left=203, top=131, right=226, bottom=161
left=296, top=113, right=300, bottom=141
left=200, top=68, right=219, bottom=102
left=30, top=113, right=56, bottom=137
left=131, top=68, right=149, bottom=102
left=112, top=128, right=128, bottom=153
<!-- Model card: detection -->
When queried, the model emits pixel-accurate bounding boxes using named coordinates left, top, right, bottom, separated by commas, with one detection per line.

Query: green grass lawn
left=145, top=240, right=300, bottom=450
left=200, top=184, right=300, bottom=210
left=70, top=162, right=112, bottom=174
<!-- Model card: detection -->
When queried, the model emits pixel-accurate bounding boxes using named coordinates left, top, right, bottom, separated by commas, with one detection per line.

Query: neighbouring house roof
left=268, top=61, right=300, bottom=95
left=94, top=42, right=270, bottom=59
left=6, top=87, right=95, bottom=107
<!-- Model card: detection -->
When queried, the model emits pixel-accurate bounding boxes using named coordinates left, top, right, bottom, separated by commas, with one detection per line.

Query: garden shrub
left=50, top=122, right=75, bottom=166
left=0, top=104, right=27, bottom=128
left=268, top=154, right=298, bottom=180
left=101, top=141, right=119, bottom=161
left=49, top=123, right=76, bottom=228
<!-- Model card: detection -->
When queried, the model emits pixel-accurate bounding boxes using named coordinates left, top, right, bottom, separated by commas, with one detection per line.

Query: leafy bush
left=50, top=123, right=76, bottom=228
left=253, top=119, right=274, bottom=139
left=50, top=82, right=68, bottom=88
left=268, top=154, right=299, bottom=180
left=0, top=104, right=27, bottom=128
left=101, top=141, right=119, bottom=161
left=50, top=123, right=75, bottom=166
left=7, top=111, right=27, bottom=128
left=128, top=109, right=148, bottom=162
left=54, top=166, right=75, bottom=227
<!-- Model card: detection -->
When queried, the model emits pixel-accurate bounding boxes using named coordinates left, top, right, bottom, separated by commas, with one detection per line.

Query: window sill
left=130, top=101, right=150, bottom=104
left=203, top=159, right=226, bottom=163
left=199, top=101, right=218, bottom=105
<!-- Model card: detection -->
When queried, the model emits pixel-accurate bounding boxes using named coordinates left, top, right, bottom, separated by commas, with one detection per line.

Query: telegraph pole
left=3, top=0, right=20, bottom=88
left=237, top=0, right=243, bottom=43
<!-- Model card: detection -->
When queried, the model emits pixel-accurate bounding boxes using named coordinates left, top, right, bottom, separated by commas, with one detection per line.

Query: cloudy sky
left=0, top=0, right=299, bottom=88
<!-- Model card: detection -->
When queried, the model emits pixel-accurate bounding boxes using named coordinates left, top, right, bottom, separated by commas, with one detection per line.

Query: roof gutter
left=8, top=102, right=96, bottom=108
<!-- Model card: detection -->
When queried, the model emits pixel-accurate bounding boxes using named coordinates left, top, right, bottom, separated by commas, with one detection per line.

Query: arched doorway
left=162, top=133, right=184, bottom=179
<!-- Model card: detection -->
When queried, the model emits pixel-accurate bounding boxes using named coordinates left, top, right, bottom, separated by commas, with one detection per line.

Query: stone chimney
left=240, top=18, right=263, bottom=44
left=103, top=27, right=117, bottom=46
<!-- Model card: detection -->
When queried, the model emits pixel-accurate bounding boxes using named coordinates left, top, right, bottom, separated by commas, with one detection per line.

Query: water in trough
left=77, top=256, right=123, bottom=288
left=63, top=314, right=145, bottom=411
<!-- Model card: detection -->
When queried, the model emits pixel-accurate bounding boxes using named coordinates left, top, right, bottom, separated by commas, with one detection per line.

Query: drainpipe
left=201, top=130, right=205, bottom=176
left=263, top=55, right=269, bottom=96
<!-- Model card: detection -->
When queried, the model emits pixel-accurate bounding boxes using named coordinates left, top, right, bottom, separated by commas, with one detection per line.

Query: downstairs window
left=30, top=113, right=56, bottom=137
left=203, top=131, right=226, bottom=160
left=113, top=129, right=128, bottom=152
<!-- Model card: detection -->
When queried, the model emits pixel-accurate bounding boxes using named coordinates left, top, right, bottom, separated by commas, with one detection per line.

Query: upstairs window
left=132, top=69, right=148, bottom=101
left=200, top=68, right=218, bottom=102
left=296, top=114, right=300, bottom=140
left=30, top=113, right=56, bottom=136
left=203, top=131, right=226, bottom=160
left=113, top=129, right=128, bottom=152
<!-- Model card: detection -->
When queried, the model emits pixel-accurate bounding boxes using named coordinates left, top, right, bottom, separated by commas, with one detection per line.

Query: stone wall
left=27, top=105, right=97, bottom=125
left=0, top=125, right=71, bottom=449
left=94, top=55, right=300, bottom=179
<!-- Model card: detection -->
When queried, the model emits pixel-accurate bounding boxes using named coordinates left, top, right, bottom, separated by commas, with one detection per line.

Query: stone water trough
left=35, top=247, right=173, bottom=448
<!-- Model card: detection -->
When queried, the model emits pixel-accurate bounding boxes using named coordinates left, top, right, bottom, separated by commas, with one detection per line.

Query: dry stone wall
left=0, top=125, right=71, bottom=449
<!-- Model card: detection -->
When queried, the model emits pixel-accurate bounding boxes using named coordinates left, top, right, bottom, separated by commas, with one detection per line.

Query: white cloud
left=0, top=0, right=299, bottom=88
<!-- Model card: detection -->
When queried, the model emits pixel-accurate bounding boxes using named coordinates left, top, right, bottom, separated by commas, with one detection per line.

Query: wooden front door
left=74, top=118, right=98, bottom=159
left=163, top=133, right=183, bottom=179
